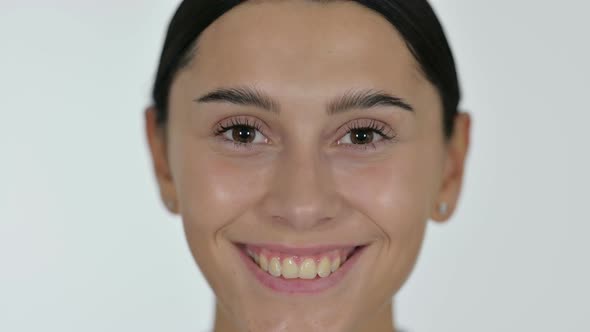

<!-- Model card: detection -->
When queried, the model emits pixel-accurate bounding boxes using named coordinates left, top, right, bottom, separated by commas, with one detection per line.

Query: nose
left=258, top=146, right=345, bottom=231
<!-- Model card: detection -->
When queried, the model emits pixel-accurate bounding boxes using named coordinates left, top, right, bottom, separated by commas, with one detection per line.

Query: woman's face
left=146, top=1, right=470, bottom=331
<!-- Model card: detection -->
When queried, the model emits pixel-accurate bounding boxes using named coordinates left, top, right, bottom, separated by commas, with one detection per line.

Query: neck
left=213, top=299, right=397, bottom=332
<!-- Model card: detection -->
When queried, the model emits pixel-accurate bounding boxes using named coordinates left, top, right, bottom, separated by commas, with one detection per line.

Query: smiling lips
left=243, top=244, right=357, bottom=280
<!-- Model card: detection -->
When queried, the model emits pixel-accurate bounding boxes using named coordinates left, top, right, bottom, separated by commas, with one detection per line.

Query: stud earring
left=438, top=202, right=448, bottom=215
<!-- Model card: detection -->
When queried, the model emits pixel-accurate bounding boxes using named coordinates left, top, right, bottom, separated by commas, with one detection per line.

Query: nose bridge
left=261, top=144, right=341, bottom=230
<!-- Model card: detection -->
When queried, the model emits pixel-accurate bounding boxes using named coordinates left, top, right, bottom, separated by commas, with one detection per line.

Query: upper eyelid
left=216, top=115, right=272, bottom=135
left=215, top=116, right=394, bottom=142
left=334, top=118, right=395, bottom=138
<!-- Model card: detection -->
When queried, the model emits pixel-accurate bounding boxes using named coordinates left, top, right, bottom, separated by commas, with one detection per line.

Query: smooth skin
left=146, top=1, right=470, bottom=331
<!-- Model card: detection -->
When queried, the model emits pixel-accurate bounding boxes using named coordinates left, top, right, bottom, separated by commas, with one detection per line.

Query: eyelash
left=213, top=116, right=265, bottom=151
left=213, top=117, right=397, bottom=152
left=339, top=119, right=397, bottom=151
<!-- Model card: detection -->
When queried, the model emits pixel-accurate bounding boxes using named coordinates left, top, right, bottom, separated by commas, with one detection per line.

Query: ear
left=431, top=112, right=471, bottom=222
left=145, top=106, right=179, bottom=214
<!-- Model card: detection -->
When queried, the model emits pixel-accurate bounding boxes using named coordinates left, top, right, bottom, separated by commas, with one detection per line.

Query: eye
left=221, top=124, right=267, bottom=144
left=336, top=119, right=397, bottom=150
left=339, top=128, right=383, bottom=145
left=214, top=116, right=269, bottom=147
left=213, top=117, right=397, bottom=152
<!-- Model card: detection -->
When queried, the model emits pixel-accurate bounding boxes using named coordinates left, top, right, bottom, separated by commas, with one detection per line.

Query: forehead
left=180, top=0, right=432, bottom=106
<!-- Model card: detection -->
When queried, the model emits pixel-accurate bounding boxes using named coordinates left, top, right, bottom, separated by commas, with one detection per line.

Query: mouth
left=234, top=242, right=367, bottom=294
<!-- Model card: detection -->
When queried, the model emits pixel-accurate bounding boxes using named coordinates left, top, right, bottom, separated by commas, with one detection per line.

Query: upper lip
left=237, top=243, right=365, bottom=256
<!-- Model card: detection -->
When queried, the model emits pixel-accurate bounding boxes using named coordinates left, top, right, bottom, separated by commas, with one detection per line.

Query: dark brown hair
left=151, top=0, right=461, bottom=138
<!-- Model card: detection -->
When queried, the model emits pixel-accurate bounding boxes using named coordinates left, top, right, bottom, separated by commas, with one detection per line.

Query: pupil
left=233, top=126, right=255, bottom=143
left=351, top=129, right=373, bottom=144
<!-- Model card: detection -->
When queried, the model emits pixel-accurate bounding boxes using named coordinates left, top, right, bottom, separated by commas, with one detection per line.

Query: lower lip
left=236, top=244, right=366, bottom=294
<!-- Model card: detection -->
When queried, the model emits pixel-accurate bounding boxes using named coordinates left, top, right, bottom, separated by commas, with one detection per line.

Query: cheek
left=172, top=145, right=272, bottom=290
left=331, top=146, right=439, bottom=304
left=336, top=145, right=437, bottom=238
left=173, top=139, right=274, bottom=248
left=178, top=156, right=266, bottom=233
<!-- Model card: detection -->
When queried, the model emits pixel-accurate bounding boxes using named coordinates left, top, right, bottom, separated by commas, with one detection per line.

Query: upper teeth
left=246, top=248, right=348, bottom=279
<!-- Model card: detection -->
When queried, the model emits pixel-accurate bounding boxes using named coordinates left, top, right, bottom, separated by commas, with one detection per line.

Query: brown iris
left=350, top=129, right=374, bottom=144
left=232, top=125, right=256, bottom=143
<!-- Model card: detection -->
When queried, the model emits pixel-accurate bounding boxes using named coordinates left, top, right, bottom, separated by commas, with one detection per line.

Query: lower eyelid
left=218, top=137, right=259, bottom=152
left=337, top=141, right=387, bottom=151
left=340, top=143, right=377, bottom=151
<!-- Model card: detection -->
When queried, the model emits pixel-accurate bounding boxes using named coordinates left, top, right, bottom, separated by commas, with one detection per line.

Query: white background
left=1, top=1, right=588, bottom=331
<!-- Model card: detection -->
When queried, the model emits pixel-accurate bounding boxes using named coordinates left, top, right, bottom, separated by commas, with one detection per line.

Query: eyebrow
left=194, top=86, right=414, bottom=114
